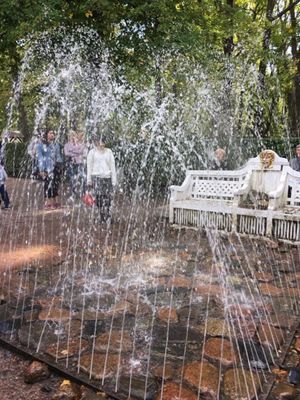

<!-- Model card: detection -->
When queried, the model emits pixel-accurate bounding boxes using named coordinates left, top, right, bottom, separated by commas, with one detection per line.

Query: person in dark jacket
left=37, top=130, right=63, bottom=209
left=210, top=148, right=228, bottom=170
left=290, top=144, right=300, bottom=172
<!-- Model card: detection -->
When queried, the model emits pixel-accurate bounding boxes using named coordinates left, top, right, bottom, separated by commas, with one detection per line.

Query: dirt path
left=0, top=345, right=61, bottom=400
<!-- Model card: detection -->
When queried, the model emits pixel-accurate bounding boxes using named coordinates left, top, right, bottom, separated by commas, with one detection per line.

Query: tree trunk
left=155, top=62, right=162, bottom=106
left=18, top=100, right=30, bottom=141
left=258, top=0, right=276, bottom=85
left=222, top=0, right=234, bottom=114
left=288, top=2, right=300, bottom=138
left=254, top=0, right=276, bottom=137
left=10, top=49, right=30, bottom=141
left=223, top=0, right=234, bottom=56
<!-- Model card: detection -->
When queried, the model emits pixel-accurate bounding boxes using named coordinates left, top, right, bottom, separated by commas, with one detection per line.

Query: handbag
left=82, top=192, right=95, bottom=206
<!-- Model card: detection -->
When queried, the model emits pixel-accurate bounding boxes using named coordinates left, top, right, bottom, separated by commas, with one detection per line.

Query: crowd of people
left=27, top=129, right=116, bottom=222
left=1, top=135, right=300, bottom=217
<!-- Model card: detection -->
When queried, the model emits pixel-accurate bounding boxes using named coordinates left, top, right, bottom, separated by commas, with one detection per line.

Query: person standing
left=0, top=161, right=10, bottom=209
left=86, top=136, right=116, bottom=222
left=290, top=144, right=300, bottom=172
left=64, top=131, right=86, bottom=199
left=37, top=130, right=63, bottom=209
left=210, top=147, right=228, bottom=170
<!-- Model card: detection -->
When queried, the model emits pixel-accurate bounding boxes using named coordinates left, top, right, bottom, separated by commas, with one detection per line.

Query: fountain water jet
left=0, top=27, right=299, bottom=400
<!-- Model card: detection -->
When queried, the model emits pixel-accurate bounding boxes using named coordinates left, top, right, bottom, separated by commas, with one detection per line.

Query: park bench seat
left=169, top=150, right=300, bottom=243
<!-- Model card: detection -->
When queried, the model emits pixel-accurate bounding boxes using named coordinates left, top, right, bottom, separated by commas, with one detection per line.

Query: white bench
left=169, top=151, right=300, bottom=243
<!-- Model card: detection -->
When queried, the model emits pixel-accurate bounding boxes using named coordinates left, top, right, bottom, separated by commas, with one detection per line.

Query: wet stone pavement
left=1, top=236, right=300, bottom=399
left=0, top=179, right=300, bottom=399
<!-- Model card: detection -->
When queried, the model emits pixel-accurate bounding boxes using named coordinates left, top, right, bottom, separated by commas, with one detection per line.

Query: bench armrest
left=170, top=185, right=186, bottom=201
left=283, top=165, right=300, bottom=179
left=169, top=175, right=191, bottom=201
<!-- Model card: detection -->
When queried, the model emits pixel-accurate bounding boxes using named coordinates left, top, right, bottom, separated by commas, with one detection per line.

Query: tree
left=0, top=0, right=299, bottom=143
left=288, top=1, right=300, bottom=137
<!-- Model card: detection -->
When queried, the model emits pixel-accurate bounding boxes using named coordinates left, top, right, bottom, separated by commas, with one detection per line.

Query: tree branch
left=270, top=0, right=300, bottom=21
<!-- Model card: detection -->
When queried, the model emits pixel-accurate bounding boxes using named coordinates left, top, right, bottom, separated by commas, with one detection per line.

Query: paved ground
left=0, top=177, right=167, bottom=399
left=0, top=178, right=124, bottom=399
left=1, top=178, right=300, bottom=400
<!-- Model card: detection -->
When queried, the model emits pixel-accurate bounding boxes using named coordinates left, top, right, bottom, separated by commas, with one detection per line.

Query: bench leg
left=232, top=212, right=238, bottom=233
left=266, top=214, right=273, bottom=237
left=169, top=205, right=174, bottom=224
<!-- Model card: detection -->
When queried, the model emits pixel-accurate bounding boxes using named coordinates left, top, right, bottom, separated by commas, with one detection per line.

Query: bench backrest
left=182, top=151, right=297, bottom=204
left=188, top=170, right=248, bottom=200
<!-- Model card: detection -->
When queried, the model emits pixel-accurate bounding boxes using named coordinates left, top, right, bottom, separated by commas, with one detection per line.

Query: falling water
left=0, top=27, right=299, bottom=400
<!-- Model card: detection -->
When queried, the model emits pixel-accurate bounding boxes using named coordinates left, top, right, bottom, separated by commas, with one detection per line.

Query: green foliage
left=0, top=55, right=12, bottom=130
left=4, top=142, right=29, bottom=177
left=0, top=0, right=299, bottom=141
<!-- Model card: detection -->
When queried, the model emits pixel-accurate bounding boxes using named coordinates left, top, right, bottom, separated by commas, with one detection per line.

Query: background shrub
left=4, top=142, right=30, bottom=178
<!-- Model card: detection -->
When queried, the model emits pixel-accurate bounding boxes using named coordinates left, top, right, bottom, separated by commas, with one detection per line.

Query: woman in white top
left=86, top=136, right=116, bottom=222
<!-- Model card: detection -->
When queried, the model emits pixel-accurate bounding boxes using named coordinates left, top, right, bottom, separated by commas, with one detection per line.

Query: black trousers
left=43, top=164, right=62, bottom=199
left=0, top=184, right=9, bottom=208
left=92, top=177, right=113, bottom=221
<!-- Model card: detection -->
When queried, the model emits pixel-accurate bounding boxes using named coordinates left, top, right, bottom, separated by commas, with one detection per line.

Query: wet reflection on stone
left=223, top=368, right=261, bottom=400
left=1, top=229, right=300, bottom=399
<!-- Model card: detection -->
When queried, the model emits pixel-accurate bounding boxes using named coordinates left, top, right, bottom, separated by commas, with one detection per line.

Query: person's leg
left=79, top=164, right=86, bottom=197
left=72, top=164, right=81, bottom=198
left=97, top=178, right=106, bottom=221
left=70, top=163, right=76, bottom=196
left=94, top=178, right=111, bottom=222
left=102, top=197, right=111, bottom=222
left=3, top=188, right=10, bottom=208
left=66, top=162, right=72, bottom=194
left=45, top=173, right=57, bottom=208
left=31, top=157, right=39, bottom=180
left=92, top=177, right=102, bottom=220
left=99, top=195, right=106, bottom=221
left=52, top=165, right=62, bottom=207
left=101, top=179, right=113, bottom=222
left=44, top=177, right=51, bottom=208
left=0, top=184, right=6, bottom=206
